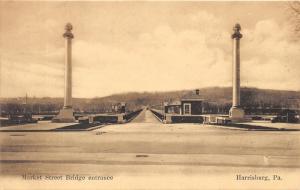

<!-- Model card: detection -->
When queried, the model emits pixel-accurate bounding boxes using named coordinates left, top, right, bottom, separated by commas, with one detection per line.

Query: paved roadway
left=1, top=109, right=300, bottom=189
left=131, top=108, right=161, bottom=123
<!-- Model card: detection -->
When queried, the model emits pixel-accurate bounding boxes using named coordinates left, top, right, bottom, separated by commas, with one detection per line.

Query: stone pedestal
left=229, top=107, right=245, bottom=121
left=52, top=108, right=75, bottom=123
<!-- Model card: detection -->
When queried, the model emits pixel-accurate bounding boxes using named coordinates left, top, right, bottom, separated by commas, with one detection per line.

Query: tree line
left=0, top=87, right=299, bottom=115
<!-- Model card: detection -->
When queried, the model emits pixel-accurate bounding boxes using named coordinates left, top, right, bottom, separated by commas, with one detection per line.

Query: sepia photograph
left=0, top=1, right=300, bottom=189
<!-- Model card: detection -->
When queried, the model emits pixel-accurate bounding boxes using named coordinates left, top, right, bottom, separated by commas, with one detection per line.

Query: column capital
left=231, top=23, right=242, bottom=39
left=63, top=23, right=74, bottom=39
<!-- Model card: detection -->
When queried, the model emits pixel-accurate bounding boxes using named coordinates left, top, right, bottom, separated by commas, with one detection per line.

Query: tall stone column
left=63, top=23, right=73, bottom=109
left=229, top=23, right=245, bottom=120
left=53, top=23, right=75, bottom=123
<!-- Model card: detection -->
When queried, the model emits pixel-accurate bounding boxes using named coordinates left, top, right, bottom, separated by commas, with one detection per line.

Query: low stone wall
left=79, top=109, right=143, bottom=124
left=150, top=110, right=205, bottom=124
left=202, top=115, right=231, bottom=125
left=91, top=115, right=119, bottom=123
left=0, top=118, right=37, bottom=127
left=172, top=115, right=203, bottom=123
left=165, top=114, right=203, bottom=124
left=78, top=114, right=120, bottom=124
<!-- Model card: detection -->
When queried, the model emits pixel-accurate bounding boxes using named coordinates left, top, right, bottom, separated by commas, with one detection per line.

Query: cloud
left=0, top=49, right=64, bottom=97
left=1, top=10, right=299, bottom=98
left=241, top=19, right=300, bottom=90
left=69, top=11, right=233, bottom=97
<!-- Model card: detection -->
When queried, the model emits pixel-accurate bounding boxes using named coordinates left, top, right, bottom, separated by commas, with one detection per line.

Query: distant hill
left=98, top=87, right=300, bottom=110
left=1, top=87, right=300, bottom=113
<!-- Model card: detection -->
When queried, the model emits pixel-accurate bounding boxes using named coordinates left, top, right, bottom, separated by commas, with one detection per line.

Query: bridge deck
left=130, top=109, right=161, bottom=123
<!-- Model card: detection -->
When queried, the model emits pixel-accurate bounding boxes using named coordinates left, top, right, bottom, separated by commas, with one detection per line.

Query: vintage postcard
left=0, top=1, right=300, bottom=189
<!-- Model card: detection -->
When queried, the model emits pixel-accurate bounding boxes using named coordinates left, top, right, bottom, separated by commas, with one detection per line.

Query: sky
left=0, top=1, right=299, bottom=98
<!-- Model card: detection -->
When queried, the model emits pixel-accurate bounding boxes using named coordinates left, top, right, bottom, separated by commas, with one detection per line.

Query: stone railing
left=124, top=109, right=143, bottom=122
left=150, top=109, right=164, bottom=122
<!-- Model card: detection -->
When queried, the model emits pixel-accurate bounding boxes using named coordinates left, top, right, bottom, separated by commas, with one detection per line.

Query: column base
left=229, top=106, right=245, bottom=121
left=52, top=108, right=76, bottom=123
